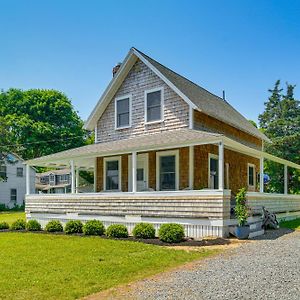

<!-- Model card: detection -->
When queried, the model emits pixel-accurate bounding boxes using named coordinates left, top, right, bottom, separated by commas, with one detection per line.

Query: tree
left=258, top=81, right=300, bottom=193
left=0, top=89, right=87, bottom=160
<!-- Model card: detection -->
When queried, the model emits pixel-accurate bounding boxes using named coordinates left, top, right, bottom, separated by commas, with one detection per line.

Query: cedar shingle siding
left=96, top=60, right=190, bottom=143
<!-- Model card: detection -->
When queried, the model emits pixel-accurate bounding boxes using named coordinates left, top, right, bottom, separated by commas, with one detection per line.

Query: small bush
left=11, top=219, right=26, bottom=231
left=45, top=220, right=63, bottom=232
left=65, top=220, right=83, bottom=234
left=158, top=223, right=185, bottom=243
left=26, top=220, right=42, bottom=231
left=133, top=223, right=155, bottom=239
left=0, top=221, right=9, bottom=230
left=83, top=220, right=105, bottom=236
left=106, top=224, right=128, bottom=238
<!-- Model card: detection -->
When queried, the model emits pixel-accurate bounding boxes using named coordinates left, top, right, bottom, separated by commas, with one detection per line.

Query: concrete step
left=249, top=229, right=265, bottom=238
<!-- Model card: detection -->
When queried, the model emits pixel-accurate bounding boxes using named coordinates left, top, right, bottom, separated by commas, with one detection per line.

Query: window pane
left=17, top=167, right=23, bottom=177
left=210, top=158, right=219, bottom=189
left=10, top=189, right=17, bottom=201
left=147, top=91, right=161, bottom=122
left=160, top=155, right=176, bottom=190
left=118, top=112, right=129, bottom=127
left=137, top=168, right=144, bottom=181
left=106, top=160, right=119, bottom=190
left=249, top=166, right=254, bottom=186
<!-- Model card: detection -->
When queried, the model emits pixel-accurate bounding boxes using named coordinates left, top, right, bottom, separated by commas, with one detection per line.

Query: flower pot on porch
left=234, top=225, right=250, bottom=239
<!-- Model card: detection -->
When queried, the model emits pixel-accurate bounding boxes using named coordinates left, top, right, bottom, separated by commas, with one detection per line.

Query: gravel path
left=127, top=229, right=300, bottom=300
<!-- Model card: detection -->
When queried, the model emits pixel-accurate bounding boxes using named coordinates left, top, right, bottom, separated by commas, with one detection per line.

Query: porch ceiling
left=25, top=129, right=222, bottom=168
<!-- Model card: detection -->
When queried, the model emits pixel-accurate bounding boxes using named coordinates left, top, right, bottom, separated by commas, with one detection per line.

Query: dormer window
left=145, top=87, right=164, bottom=124
left=115, top=95, right=131, bottom=129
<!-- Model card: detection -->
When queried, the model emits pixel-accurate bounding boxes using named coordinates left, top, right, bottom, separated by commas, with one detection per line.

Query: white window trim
left=156, top=150, right=179, bottom=191
left=144, top=87, right=164, bottom=125
left=208, top=153, right=219, bottom=189
left=103, top=156, right=122, bottom=191
left=247, top=163, right=256, bottom=189
left=115, top=94, right=132, bottom=130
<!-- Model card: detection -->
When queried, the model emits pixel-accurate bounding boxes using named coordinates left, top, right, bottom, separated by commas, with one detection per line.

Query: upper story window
left=17, top=167, right=23, bottom=177
left=115, top=95, right=131, bottom=129
left=145, top=87, right=164, bottom=124
left=0, top=162, right=7, bottom=180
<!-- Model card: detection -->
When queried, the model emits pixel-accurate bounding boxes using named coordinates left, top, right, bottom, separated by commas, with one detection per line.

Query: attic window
left=145, top=88, right=164, bottom=123
left=115, top=95, right=131, bottom=129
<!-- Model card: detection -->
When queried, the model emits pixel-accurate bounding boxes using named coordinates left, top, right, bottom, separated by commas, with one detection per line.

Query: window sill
left=145, top=119, right=164, bottom=126
left=115, top=125, right=131, bottom=131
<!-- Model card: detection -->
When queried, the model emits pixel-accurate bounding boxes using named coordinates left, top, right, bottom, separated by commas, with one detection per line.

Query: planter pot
left=234, top=225, right=250, bottom=239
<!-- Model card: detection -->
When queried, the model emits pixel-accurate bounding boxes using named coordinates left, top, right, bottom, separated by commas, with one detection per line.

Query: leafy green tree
left=0, top=89, right=87, bottom=160
left=259, top=81, right=300, bottom=193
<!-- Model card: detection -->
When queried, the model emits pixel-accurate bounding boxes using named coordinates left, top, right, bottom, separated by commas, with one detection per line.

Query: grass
left=0, top=225, right=219, bottom=300
left=279, top=218, right=300, bottom=230
left=0, top=212, right=25, bottom=225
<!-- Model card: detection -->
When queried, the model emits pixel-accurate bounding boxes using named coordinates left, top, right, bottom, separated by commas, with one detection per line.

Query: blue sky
left=1, top=0, right=299, bottom=124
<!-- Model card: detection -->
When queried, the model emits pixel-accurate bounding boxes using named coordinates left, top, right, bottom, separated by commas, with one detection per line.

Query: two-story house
left=36, top=169, right=71, bottom=194
left=24, top=48, right=300, bottom=238
left=0, top=153, right=35, bottom=208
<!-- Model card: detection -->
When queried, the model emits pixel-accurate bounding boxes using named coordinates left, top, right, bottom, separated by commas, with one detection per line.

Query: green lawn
left=0, top=231, right=219, bottom=300
left=279, top=218, right=300, bottom=230
left=0, top=212, right=25, bottom=225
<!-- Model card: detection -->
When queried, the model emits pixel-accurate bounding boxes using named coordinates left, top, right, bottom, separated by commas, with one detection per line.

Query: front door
left=209, top=155, right=219, bottom=189
left=128, top=154, right=148, bottom=192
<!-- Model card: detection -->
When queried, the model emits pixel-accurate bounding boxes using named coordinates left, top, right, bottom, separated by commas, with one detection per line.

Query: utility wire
left=0, top=135, right=85, bottom=148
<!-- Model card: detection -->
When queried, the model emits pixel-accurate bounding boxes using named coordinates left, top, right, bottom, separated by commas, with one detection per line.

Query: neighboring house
left=36, top=169, right=71, bottom=194
left=0, top=153, right=35, bottom=208
left=25, top=48, right=300, bottom=238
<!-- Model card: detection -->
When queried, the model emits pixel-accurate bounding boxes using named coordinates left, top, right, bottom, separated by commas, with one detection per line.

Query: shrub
left=83, top=220, right=105, bottom=236
left=158, top=223, right=185, bottom=243
left=132, top=223, right=155, bottom=239
left=11, top=219, right=26, bottom=231
left=106, top=224, right=128, bottom=238
left=26, top=220, right=42, bottom=231
left=0, top=221, right=9, bottom=230
left=234, top=188, right=248, bottom=226
left=65, top=220, right=83, bottom=234
left=45, top=220, right=63, bottom=232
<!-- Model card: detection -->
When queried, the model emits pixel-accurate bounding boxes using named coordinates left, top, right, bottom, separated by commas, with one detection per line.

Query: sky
left=1, top=0, right=300, bottom=124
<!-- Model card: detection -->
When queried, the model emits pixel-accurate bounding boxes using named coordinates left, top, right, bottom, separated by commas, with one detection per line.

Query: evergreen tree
left=259, top=81, right=300, bottom=193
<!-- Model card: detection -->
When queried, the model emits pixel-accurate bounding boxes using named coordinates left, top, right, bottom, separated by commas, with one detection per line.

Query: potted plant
left=233, top=188, right=250, bottom=239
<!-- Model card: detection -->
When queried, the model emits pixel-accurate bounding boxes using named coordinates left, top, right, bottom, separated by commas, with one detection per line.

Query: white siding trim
left=156, top=150, right=179, bottom=191
left=103, top=156, right=122, bottom=191
left=189, top=106, right=194, bottom=129
left=189, top=146, right=194, bottom=189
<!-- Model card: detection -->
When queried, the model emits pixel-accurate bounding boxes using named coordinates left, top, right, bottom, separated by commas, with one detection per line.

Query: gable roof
left=85, top=47, right=269, bottom=141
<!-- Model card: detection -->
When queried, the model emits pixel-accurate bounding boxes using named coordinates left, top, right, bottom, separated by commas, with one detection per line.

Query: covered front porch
left=25, top=129, right=300, bottom=238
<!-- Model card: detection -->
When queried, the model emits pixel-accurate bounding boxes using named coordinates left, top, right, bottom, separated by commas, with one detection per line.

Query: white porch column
left=70, top=160, right=75, bottom=194
left=284, top=164, right=288, bottom=195
left=26, top=164, right=30, bottom=195
left=132, top=151, right=137, bottom=193
left=75, top=168, right=79, bottom=194
left=189, top=146, right=194, bottom=189
left=94, top=158, right=97, bottom=192
left=218, top=142, right=224, bottom=190
left=260, top=157, right=264, bottom=193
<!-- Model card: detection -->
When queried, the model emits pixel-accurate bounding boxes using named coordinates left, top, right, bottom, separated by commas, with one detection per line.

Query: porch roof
left=25, top=129, right=222, bottom=168
left=25, top=128, right=300, bottom=171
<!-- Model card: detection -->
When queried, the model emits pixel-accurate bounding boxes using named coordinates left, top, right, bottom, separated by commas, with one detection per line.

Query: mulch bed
left=0, top=229, right=232, bottom=247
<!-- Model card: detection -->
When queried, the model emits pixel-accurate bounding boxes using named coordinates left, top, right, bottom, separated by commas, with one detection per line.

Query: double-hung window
left=248, top=163, right=255, bottom=188
left=104, top=157, right=121, bottom=191
left=145, top=88, right=163, bottom=123
left=115, top=95, right=131, bottom=129
left=10, top=189, right=17, bottom=202
left=0, top=162, right=7, bottom=180
left=17, top=167, right=23, bottom=177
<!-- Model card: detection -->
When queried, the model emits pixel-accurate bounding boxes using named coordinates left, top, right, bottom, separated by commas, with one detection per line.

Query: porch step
left=249, top=229, right=265, bottom=238
left=249, top=220, right=264, bottom=238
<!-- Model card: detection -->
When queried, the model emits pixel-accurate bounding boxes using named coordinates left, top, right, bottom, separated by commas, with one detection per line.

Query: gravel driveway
left=125, top=229, right=300, bottom=300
